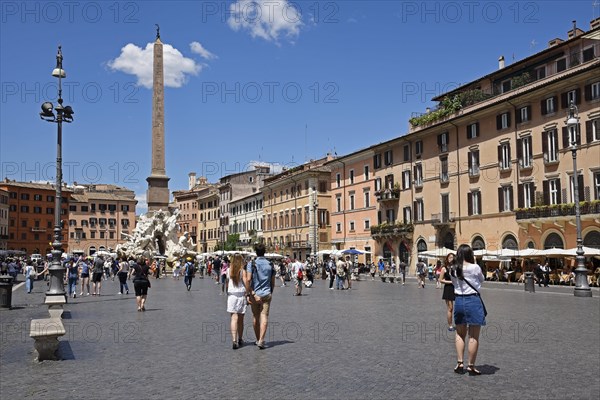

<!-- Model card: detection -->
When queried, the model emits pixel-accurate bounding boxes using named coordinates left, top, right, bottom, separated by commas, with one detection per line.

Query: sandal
left=467, top=365, right=481, bottom=375
left=454, top=361, right=464, bottom=374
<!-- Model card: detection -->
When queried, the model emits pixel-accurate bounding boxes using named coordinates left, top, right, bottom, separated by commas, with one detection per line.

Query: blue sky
left=1, top=1, right=597, bottom=212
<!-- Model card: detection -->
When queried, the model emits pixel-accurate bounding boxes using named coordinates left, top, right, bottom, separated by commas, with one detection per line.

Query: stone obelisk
left=146, top=25, right=170, bottom=212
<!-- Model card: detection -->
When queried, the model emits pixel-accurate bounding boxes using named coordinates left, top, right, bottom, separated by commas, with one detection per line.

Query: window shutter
left=506, top=112, right=511, bottom=128
left=496, top=114, right=502, bottom=130
left=575, top=88, right=581, bottom=105
left=413, top=201, right=417, bottom=218
left=556, top=179, right=562, bottom=204
left=527, top=139, right=533, bottom=158
left=508, top=186, right=514, bottom=211
left=561, top=92, right=568, bottom=109
left=508, top=143, right=511, bottom=164
left=578, top=174, right=584, bottom=203
left=518, top=184, right=524, bottom=208
left=445, top=132, right=450, bottom=145
left=437, top=134, right=442, bottom=146
left=413, top=165, right=417, bottom=180
left=466, top=124, right=470, bottom=139
left=516, top=109, right=522, bottom=124
left=562, top=126, right=570, bottom=148
left=552, top=96, right=558, bottom=110
left=497, top=144, right=502, bottom=164
left=526, top=106, right=531, bottom=121
left=516, top=138, right=523, bottom=160
left=477, top=192, right=482, bottom=213
left=542, top=130, right=548, bottom=155
left=584, top=84, right=592, bottom=101
left=576, top=123, right=582, bottom=146
left=402, top=172, right=406, bottom=189
left=498, top=187, right=504, bottom=212
left=468, top=152, right=473, bottom=170
left=543, top=181, right=549, bottom=205
left=541, top=99, right=547, bottom=115
left=586, top=120, right=594, bottom=143
left=467, top=192, right=473, bottom=216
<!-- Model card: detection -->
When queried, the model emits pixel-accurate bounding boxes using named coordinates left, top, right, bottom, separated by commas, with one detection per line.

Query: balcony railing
left=515, top=201, right=600, bottom=220
left=371, top=223, right=414, bottom=238
left=431, top=212, right=455, bottom=225
left=375, top=188, right=400, bottom=202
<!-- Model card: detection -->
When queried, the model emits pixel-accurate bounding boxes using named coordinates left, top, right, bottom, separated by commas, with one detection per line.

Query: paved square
left=1, top=276, right=599, bottom=399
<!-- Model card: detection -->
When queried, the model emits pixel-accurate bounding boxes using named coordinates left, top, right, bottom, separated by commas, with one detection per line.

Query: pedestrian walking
left=435, top=260, right=442, bottom=289
left=416, top=259, right=427, bottom=288
left=23, top=261, right=36, bottom=294
left=440, top=253, right=456, bottom=331
left=184, top=257, right=195, bottom=291
left=345, top=256, right=352, bottom=289
left=91, top=254, right=104, bottom=295
left=335, top=257, right=346, bottom=290
left=398, top=260, right=407, bottom=284
left=79, top=258, right=91, bottom=296
left=173, top=259, right=181, bottom=280
left=67, top=259, right=79, bottom=298
left=130, top=258, right=150, bottom=312
left=328, top=259, right=336, bottom=289
left=450, top=244, right=486, bottom=376
left=226, top=254, right=247, bottom=349
left=117, top=257, right=130, bottom=295
left=277, top=261, right=287, bottom=287
left=369, top=262, right=376, bottom=281
left=378, top=258, right=385, bottom=276
left=220, top=257, right=229, bottom=295
left=244, top=242, right=275, bottom=349
left=291, top=257, right=304, bottom=296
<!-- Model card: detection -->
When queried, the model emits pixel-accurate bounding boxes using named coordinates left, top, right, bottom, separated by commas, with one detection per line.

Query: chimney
left=498, top=55, right=505, bottom=69
left=548, top=38, right=564, bottom=48
left=591, top=17, right=600, bottom=30
left=188, top=172, right=196, bottom=190
left=568, top=20, right=584, bottom=39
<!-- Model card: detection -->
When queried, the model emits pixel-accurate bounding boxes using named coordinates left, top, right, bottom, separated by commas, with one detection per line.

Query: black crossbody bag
left=461, top=278, right=488, bottom=317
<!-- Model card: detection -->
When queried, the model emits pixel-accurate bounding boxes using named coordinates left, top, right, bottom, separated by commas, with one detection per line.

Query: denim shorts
left=454, top=295, right=486, bottom=326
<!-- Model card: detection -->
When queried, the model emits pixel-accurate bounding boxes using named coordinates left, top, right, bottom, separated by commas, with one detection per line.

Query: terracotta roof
left=69, top=192, right=137, bottom=203
left=0, top=181, right=73, bottom=192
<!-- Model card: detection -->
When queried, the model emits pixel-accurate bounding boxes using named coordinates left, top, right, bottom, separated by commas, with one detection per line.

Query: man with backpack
left=184, top=257, right=195, bottom=291
left=416, top=258, right=427, bottom=288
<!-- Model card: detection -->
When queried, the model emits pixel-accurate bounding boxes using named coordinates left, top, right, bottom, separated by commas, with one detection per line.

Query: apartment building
left=0, top=189, right=9, bottom=250
left=172, top=174, right=212, bottom=246
left=0, top=180, right=71, bottom=254
left=197, top=187, right=220, bottom=253
left=229, top=191, right=264, bottom=250
left=261, top=156, right=332, bottom=261
left=67, top=184, right=137, bottom=255
left=355, top=19, right=600, bottom=270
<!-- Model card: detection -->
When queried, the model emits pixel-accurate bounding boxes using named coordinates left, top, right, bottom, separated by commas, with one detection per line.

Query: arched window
left=544, top=233, right=564, bottom=249
left=383, top=242, right=393, bottom=261
left=399, top=242, right=410, bottom=263
left=526, top=241, right=535, bottom=249
left=583, top=231, right=600, bottom=249
left=417, top=239, right=427, bottom=253
left=89, top=246, right=97, bottom=255
left=472, top=236, right=485, bottom=250
left=502, top=234, right=518, bottom=249
left=443, top=232, right=455, bottom=250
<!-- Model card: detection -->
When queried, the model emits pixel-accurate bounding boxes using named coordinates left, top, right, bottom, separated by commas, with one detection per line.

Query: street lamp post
left=565, top=101, right=592, bottom=298
left=39, top=46, right=74, bottom=298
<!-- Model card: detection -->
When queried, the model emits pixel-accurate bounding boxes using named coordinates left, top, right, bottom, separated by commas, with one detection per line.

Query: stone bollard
left=524, top=272, right=535, bottom=293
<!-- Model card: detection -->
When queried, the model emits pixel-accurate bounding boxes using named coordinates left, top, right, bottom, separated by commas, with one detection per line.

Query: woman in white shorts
left=226, top=254, right=247, bottom=350
left=173, top=260, right=181, bottom=280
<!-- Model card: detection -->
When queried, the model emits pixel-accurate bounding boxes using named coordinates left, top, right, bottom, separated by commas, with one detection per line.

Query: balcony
left=515, top=201, right=600, bottom=220
left=431, top=213, right=455, bottom=226
left=290, top=241, right=310, bottom=249
left=371, top=223, right=414, bottom=239
left=375, top=188, right=400, bottom=202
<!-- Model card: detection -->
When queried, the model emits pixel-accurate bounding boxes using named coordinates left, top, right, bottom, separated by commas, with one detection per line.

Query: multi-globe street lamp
left=565, top=101, right=592, bottom=298
left=39, top=46, right=74, bottom=298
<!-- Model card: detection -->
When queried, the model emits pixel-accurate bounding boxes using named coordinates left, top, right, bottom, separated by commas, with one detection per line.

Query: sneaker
left=257, top=341, right=266, bottom=350
left=118, top=292, right=122, bottom=295
left=126, top=290, right=129, bottom=294
left=79, top=292, right=83, bottom=296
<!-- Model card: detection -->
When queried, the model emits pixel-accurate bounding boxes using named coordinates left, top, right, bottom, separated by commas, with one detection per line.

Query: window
left=440, top=156, right=449, bottom=182
left=47, top=195, right=54, bottom=202
left=501, top=79, right=512, bottom=93
left=542, top=96, right=556, bottom=115
left=403, top=206, right=412, bottom=224
left=535, top=66, right=546, bottom=80
left=543, top=129, right=559, bottom=163
left=583, top=46, right=595, bottom=62
left=384, top=174, right=394, bottom=189
left=21, top=220, right=27, bottom=227
left=336, top=173, right=341, bottom=188
left=385, top=209, right=395, bottom=223
left=69, top=219, right=77, bottom=226
left=364, top=165, right=369, bottom=180
left=402, top=170, right=411, bottom=189
left=374, top=178, right=382, bottom=192
left=413, top=199, right=424, bottom=222
left=468, top=150, right=480, bottom=176
left=565, top=89, right=579, bottom=107
left=415, top=140, right=423, bottom=157
left=414, top=164, right=423, bottom=187
left=498, top=143, right=511, bottom=170
left=34, top=194, right=42, bottom=201
left=20, top=205, right=29, bottom=212
left=336, top=196, right=341, bottom=213
left=33, top=206, right=42, bottom=213
left=364, top=192, right=370, bottom=208
left=498, top=186, right=513, bottom=212
left=594, top=172, right=600, bottom=200
left=544, top=179, right=561, bottom=205
left=586, top=119, right=600, bottom=143
left=384, top=150, right=393, bottom=166
left=517, top=106, right=531, bottom=123
left=519, top=182, right=535, bottom=208
left=518, top=136, right=533, bottom=168
left=466, top=122, right=479, bottom=139
left=438, top=132, right=449, bottom=152
left=468, top=190, right=482, bottom=216
left=21, top=193, right=30, bottom=200
left=336, top=222, right=341, bottom=233
left=349, top=194, right=355, bottom=210
left=556, top=57, right=567, bottom=72
left=373, top=154, right=382, bottom=169
left=349, top=170, right=354, bottom=184
left=403, top=144, right=411, bottom=161
left=91, top=231, right=96, bottom=239
left=497, top=112, right=511, bottom=130
left=587, top=82, right=600, bottom=101
left=349, top=221, right=355, bottom=231
left=364, top=219, right=370, bottom=229
left=569, top=174, right=584, bottom=203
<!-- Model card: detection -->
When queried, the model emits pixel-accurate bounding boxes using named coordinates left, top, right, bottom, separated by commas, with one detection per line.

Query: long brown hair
left=230, top=254, right=244, bottom=286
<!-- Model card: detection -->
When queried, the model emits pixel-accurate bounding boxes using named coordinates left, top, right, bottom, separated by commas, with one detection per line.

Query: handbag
left=461, top=278, right=488, bottom=317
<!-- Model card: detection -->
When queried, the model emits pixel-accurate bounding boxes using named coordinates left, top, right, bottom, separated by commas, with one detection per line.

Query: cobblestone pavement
left=1, top=275, right=599, bottom=399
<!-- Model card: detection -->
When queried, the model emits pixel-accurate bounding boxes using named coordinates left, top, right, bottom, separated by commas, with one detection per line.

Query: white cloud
left=108, top=42, right=201, bottom=88
left=228, top=0, right=303, bottom=43
left=135, top=192, right=148, bottom=215
left=190, top=41, right=217, bottom=60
